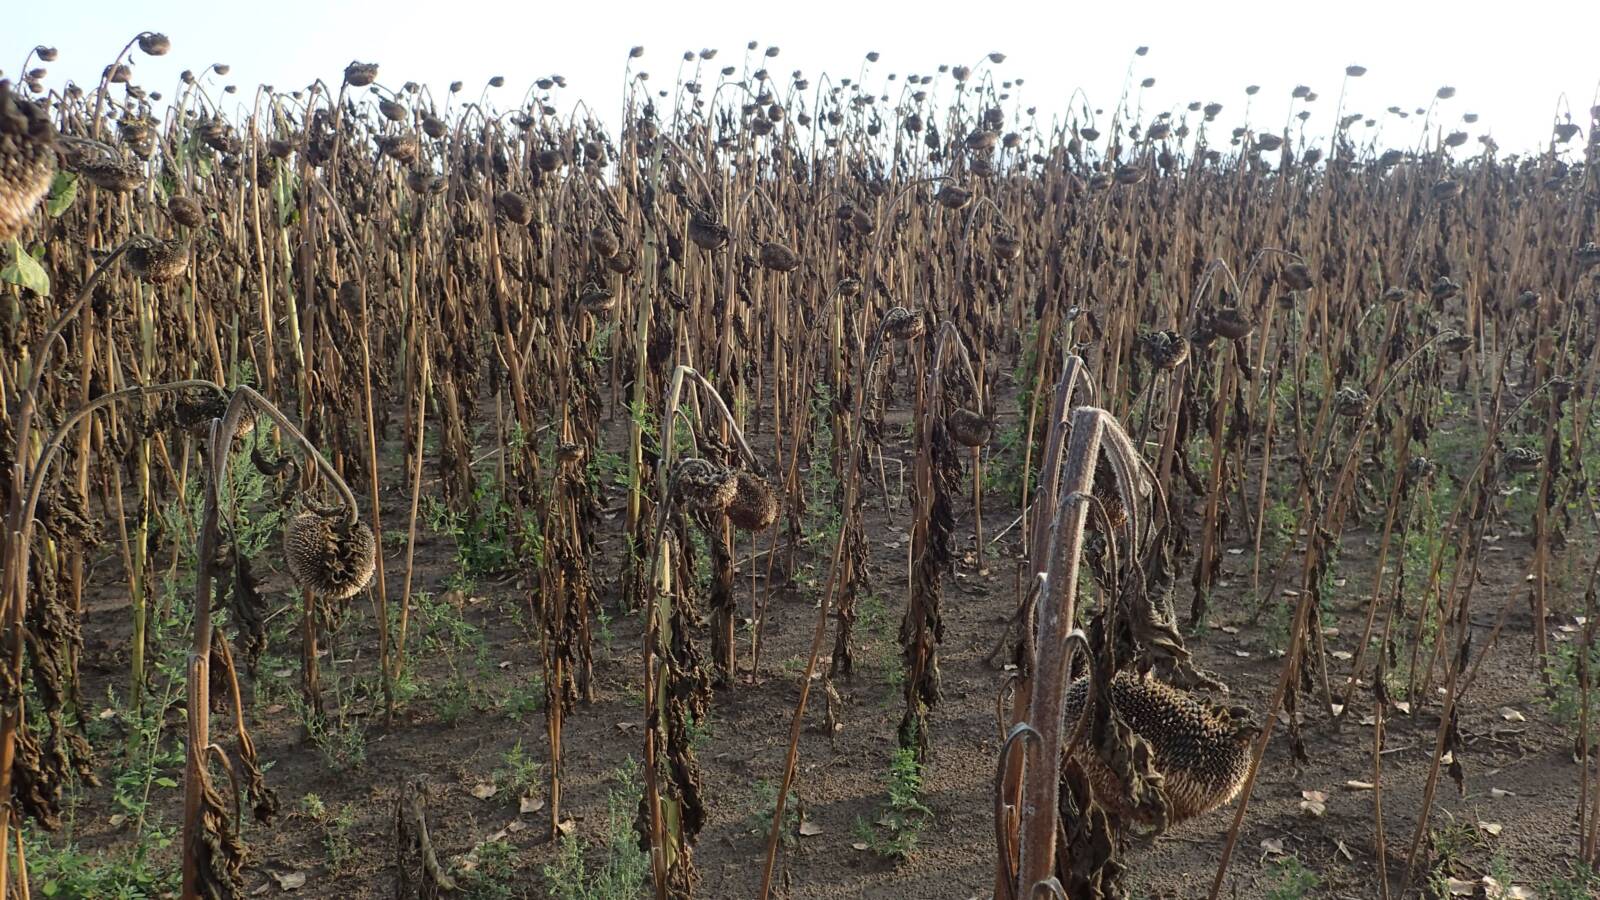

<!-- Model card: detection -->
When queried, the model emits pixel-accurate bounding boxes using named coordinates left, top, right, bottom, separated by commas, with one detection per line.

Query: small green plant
left=1426, top=819, right=1486, bottom=898
left=1260, top=498, right=1296, bottom=568
left=803, top=382, right=844, bottom=548
left=1542, top=863, right=1600, bottom=899
left=496, top=741, right=546, bottom=799
left=289, top=687, right=368, bottom=770
left=686, top=711, right=716, bottom=752
left=499, top=675, right=544, bottom=721
left=749, top=779, right=799, bottom=850
left=854, top=746, right=932, bottom=861
left=1540, top=638, right=1600, bottom=734
left=29, top=830, right=178, bottom=899
left=588, top=447, right=630, bottom=495
left=299, top=793, right=327, bottom=819
left=415, top=591, right=486, bottom=656
left=301, top=794, right=357, bottom=874
left=858, top=593, right=889, bottom=639
left=541, top=758, right=650, bottom=900
left=776, top=655, right=808, bottom=678
left=251, top=652, right=297, bottom=711
left=423, top=466, right=541, bottom=580
left=1263, top=595, right=1294, bottom=654
left=435, top=673, right=476, bottom=725
left=458, top=838, right=518, bottom=900
left=983, top=422, right=1027, bottom=498
left=594, top=603, right=616, bottom=653
left=1263, top=856, right=1320, bottom=899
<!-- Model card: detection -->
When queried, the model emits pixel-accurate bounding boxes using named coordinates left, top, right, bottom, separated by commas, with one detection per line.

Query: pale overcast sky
left=4, top=0, right=1596, bottom=155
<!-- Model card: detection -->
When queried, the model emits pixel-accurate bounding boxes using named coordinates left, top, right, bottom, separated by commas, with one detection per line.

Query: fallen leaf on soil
left=1476, top=821, right=1502, bottom=837
left=1445, top=877, right=1475, bottom=896
left=1498, top=708, right=1525, bottom=722
left=271, top=871, right=307, bottom=891
left=469, top=783, right=498, bottom=800
left=1330, top=650, right=1353, bottom=661
left=851, top=842, right=869, bottom=851
left=519, top=795, right=545, bottom=814
left=1260, top=837, right=1286, bottom=856
left=1298, top=790, right=1327, bottom=817
left=1482, top=875, right=1533, bottom=899
left=1345, top=780, right=1375, bottom=790
left=1490, top=788, right=1515, bottom=799
left=798, top=820, right=824, bottom=837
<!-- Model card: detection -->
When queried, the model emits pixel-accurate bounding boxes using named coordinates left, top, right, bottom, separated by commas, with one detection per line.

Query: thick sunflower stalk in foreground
left=995, top=368, right=1258, bottom=899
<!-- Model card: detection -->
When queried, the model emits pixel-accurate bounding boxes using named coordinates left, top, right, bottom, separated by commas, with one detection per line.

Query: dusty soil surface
left=52, top=385, right=1591, bottom=900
